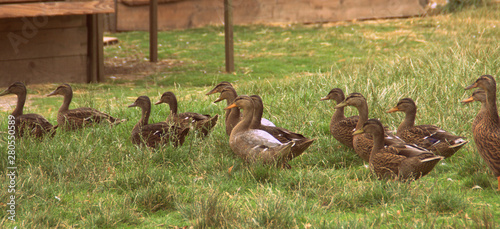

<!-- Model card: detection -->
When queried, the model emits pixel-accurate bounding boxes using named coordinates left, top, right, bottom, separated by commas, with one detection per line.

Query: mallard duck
left=47, top=84, right=124, bottom=130
left=334, top=93, right=403, bottom=162
left=0, top=82, right=56, bottom=137
left=386, top=98, right=468, bottom=158
left=224, top=95, right=293, bottom=167
left=353, top=119, right=443, bottom=181
left=207, top=82, right=275, bottom=135
left=155, top=91, right=218, bottom=137
left=321, top=88, right=359, bottom=148
left=129, top=96, right=190, bottom=148
left=250, top=95, right=315, bottom=161
left=465, top=75, right=500, bottom=190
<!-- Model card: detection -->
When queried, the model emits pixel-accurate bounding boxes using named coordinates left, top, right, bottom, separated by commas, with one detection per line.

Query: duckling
left=129, top=96, right=189, bottom=148
left=387, top=98, right=468, bottom=158
left=353, top=119, right=443, bottom=181
left=47, top=84, right=124, bottom=130
left=465, top=75, right=500, bottom=190
left=0, top=82, right=56, bottom=137
left=155, top=91, right=218, bottom=137
left=321, top=88, right=358, bottom=148
left=225, top=95, right=293, bottom=167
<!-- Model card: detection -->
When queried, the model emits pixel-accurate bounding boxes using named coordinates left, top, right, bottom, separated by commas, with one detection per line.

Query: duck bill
left=464, top=83, right=478, bottom=90
left=0, top=89, right=9, bottom=96
left=386, top=107, right=399, bottom=113
left=46, top=90, right=58, bottom=97
left=320, top=96, right=330, bottom=101
left=154, top=100, right=163, bottom=105
left=352, top=128, right=364, bottom=135
left=128, top=103, right=137, bottom=108
left=206, top=88, right=218, bottom=95
left=461, top=97, right=474, bottom=104
left=334, top=101, right=348, bottom=109
left=213, top=97, right=224, bottom=103
left=224, top=103, right=237, bottom=110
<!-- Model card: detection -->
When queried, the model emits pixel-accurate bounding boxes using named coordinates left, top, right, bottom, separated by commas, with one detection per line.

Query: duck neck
left=250, top=101, right=263, bottom=129
left=224, top=88, right=238, bottom=120
left=59, top=90, right=72, bottom=112
left=168, top=97, right=178, bottom=115
left=140, top=105, right=150, bottom=126
left=231, top=105, right=253, bottom=135
left=332, top=97, right=346, bottom=123
left=12, top=92, right=26, bottom=117
left=355, top=102, right=369, bottom=130
left=369, top=131, right=385, bottom=162
left=398, top=109, right=416, bottom=133
left=485, top=87, right=499, bottom=123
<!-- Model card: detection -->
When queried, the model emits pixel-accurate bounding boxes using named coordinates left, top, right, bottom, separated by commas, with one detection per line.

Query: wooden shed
left=0, top=0, right=114, bottom=87
left=112, top=0, right=428, bottom=31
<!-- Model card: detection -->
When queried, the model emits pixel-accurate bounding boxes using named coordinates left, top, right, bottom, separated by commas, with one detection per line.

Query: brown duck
left=47, top=84, right=124, bottom=130
left=207, top=82, right=275, bottom=136
left=155, top=91, right=218, bottom=137
left=334, top=92, right=404, bottom=162
left=465, top=75, right=500, bottom=190
left=321, top=88, right=358, bottom=148
left=225, top=95, right=293, bottom=167
left=129, top=96, right=190, bottom=148
left=387, top=98, right=468, bottom=158
left=353, top=119, right=443, bottom=181
left=0, top=82, right=56, bottom=137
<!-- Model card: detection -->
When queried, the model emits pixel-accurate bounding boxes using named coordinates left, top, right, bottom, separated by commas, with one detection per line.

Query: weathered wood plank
left=224, top=0, right=233, bottom=73
left=149, top=0, right=157, bottom=62
left=0, top=26, right=88, bottom=61
left=0, top=15, right=86, bottom=32
left=0, top=55, right=88, bottom=87
left=0, top=0, right=114, bottom=19
left=87, top=14, right=98, bottom=83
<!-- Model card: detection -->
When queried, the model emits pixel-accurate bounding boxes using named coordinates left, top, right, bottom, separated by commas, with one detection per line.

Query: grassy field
left=1, top=4, right=500, bottom=228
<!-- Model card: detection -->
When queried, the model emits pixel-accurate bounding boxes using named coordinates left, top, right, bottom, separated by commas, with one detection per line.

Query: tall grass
left=1, top=5, right=500, bottom=228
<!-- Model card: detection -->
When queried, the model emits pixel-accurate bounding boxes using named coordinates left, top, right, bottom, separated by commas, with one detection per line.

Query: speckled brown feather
left=388, top=98, right=468, bottom=158
left=356, top=119, right=443, bottom=181
left=465, top=75, right=500, bottom=183
left=157, top=91, right=218, bottom=137
left=130, top=96, right=190, bottom=148
left=321, top=88, right=358, bottom=148
left=0, top=82, right=56, bottom=138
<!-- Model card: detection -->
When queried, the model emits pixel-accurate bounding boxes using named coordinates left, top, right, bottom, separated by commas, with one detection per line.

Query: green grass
left=1, top=5, right=500, bottom=228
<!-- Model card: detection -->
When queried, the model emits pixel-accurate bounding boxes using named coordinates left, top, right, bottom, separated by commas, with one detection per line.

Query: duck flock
left=1, top=75, right=499, bottom=190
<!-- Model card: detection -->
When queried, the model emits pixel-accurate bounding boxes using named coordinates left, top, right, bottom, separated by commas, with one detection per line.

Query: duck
left=155, top=91, right=218, bottom=137
left=128, top=96, right=190, bottom=148
left=321, top=88, right=359, bottom=148
left=334, top=92, right=404, bottom=162
left=207, top=82, right=275, bottom=136
left=224, top=95, right=293, bottom=167
left=464, top=75, right=500, bottom=190
left=47, top=84, right=124, bottom=130
left=250, top=95, right=315, bottom=161
left=0, top=82, right=56, bottom=137
left=386, top=98, right=468, bottom=158
left=461, top=89, right=488, bottom=132
left=213, top=86, right=241, bottom=135
left=353, top=119, right=443, bottom=181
